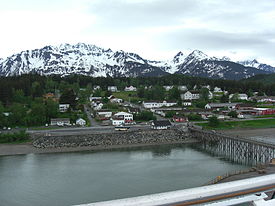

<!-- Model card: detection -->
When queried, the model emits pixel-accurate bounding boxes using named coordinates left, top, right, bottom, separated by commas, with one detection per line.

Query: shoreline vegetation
left=197, top=118, right=275, bottom=130
left=0, top=131, right=30, bottom=144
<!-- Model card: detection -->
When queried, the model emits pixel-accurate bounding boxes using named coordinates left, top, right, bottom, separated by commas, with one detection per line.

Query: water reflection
left=0, top=143, right=250, bottom=206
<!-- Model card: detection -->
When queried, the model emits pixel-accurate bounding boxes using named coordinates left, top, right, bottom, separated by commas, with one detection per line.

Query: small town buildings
left=127, top=107, right=140, bottom=114
left=92, top=102, right=104, bottom=111
left=181, top=91, right=200, bottom=100
left=50, top=118, right=70, bottom=126
left=202, top=85, right=211, bottom=90
left=97, top=110, right=112, bottom=120
left=76, top=118, right=86, bottom=126
left=89, top=96, right=102, bottom=102
left=178, top=85, right=188, bottom=91
left=251, top=96, right=275, bottom=103
left=142, top=101, right=177, bottom=109
left=59, top=104, right=70, bottom=112
left=108, top=86, right=118, bottom=92
left=93, top=85, right=101, bottom=90
left=113, top=112, right=134, bottom=123
left=173, top=116, right=188, bottom=122
left=213, top=87, right=223, bottom=93
left=124, top=86, right=137, bottom=92
left=229, top=93, right=248, bottom=101
left=183, top=101, right=192, bottom=106
left=151, top=120, right=172, bottom=130
left=110, top=98, right=123, bottom=104
left=163, top=85, right=174, bottom=91
left=205, top=103, right=238, bottom=110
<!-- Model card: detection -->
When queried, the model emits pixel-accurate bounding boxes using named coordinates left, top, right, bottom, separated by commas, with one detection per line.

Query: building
left=50, top=118, right=70, bottom=126
left=183, top=101, right=192, bottom=106
left=214, top=87, right=223, bottom=93
left=59, top=104, right=70, bottom=112
left=163, top=86, right=174, bottom=91
left=151, top=120, right=172, bottom=130
left=251, top=96, right=275, bottom=103
left=97, top=110, right=112, bottom=120
left=143, top=101, right=177, bottom=109
left=113, top=112, right=133, bottom=123
left=124, top=86, right=137, bottom=92
left=108, top=86, right=118, bottom=92
left=229, top=93, right=248, bottom=101
left=178, top=85, right=188, bottom=91
left=205, top=103, right=238, bottom=110
left=93, top=85, right=101, bottom=90
left=181, top=91, right=200, bottom=100
left=173, top=116, right=188, bottom=122
left=89, top=96, right=102, bottom=102
left=110, top=98, right=123, bottom=104
left=76, top=118, right=86, bottom=126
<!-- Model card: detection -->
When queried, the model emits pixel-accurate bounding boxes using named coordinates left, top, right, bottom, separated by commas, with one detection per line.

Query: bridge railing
left=75, top=174, right=275, bottom=206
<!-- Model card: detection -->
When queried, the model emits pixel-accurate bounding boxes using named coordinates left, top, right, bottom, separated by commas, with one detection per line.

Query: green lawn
left=197, top=119, right=275, bottom=130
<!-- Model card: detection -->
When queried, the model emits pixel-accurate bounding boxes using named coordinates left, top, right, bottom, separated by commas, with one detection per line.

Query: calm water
left=0, top=144, right=250, bottom=206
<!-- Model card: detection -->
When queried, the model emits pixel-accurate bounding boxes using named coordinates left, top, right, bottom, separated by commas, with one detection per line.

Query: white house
left=214, top=87, right=223, bottom=93
left=108, top=86, right=118, bottom=92
left=93, top=85, right=101, bottom=90
left=205, top=103, right=238, bottom=110
left=110, top=98, right=123, bottom=104
left=97, top=111, right=112, bottom=119
left=89, top=96, right=102, bottom=102
left=76, top=118, right=86, bottom=126
left=151, top=120, right=172, bottom=130
left=124, top=86, right=137, bottom=91
left=178, top=85, right=188, bottom=91
left=92, top=102, right=104, bottom=111
left=113, top=112, right=134, bottom=123
left=181, top=91, right=200, bottom=100
left=202, top=85, right=211, bottom=90
left=142, top=101, right=177, bottom=109
left=50, top=118, right=70, bottom=126
left=183, top=101, right=192, bottom=106
left=59, top=104, right=70, bottom=112
left=163, top=86, right=174, bottom=91
left=229, top=93, right=248, bottom=101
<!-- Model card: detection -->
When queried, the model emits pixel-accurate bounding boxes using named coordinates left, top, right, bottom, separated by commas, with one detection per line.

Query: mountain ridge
left=0, top=43, right=273, bottom=80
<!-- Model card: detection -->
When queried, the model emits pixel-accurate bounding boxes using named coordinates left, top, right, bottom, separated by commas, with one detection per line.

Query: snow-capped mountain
left=0, top=43, right=168, bottom=77
left=0, top=43, right=272, bottom=80
left=238, top=59, right=275, bottom=73
left=175, top=51, right=271, bottom=79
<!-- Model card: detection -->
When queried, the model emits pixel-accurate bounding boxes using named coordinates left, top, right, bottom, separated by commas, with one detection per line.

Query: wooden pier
left=189, top=128, right=275, bottom=165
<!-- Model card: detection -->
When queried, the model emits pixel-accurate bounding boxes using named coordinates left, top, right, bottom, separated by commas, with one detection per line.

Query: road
left=28, top=124, right=151, bottom=136
left=84, top=104, right=100, bottom=127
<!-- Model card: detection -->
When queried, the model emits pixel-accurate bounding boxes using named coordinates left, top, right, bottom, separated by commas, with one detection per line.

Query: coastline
left=0, top=138, right=198, bottom=156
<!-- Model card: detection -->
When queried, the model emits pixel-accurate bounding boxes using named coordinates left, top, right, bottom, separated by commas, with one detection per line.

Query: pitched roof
left=152, top=120, right=172, bottom=127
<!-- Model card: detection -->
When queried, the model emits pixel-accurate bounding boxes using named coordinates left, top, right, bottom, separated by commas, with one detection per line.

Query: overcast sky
left=0, top=0, right=274, bottom=65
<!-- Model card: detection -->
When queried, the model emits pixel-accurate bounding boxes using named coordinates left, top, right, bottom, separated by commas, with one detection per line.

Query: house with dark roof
left=151, top=120, right=172, bottom=130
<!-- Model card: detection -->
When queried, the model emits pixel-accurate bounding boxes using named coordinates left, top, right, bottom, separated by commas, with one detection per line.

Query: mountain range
left=0, top=43, right=274, bottom=80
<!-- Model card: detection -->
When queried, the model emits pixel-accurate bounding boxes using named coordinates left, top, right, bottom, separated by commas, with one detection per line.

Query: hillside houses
left=143, top=100, right=177, bottom=109
left=124, top=86, right=137, bottom=91
left=181, top=91, right=200, bottom=100
left=229, top=93, right=248, bottom=101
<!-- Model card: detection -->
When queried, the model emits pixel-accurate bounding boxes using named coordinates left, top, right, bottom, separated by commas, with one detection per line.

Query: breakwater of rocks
left=33, top=129, right=191, bottom=148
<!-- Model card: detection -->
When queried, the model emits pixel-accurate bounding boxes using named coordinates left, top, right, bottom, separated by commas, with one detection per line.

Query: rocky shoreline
left=33, top=129, right=190, bottom=148
left=0, top=129, right=198, bottom=156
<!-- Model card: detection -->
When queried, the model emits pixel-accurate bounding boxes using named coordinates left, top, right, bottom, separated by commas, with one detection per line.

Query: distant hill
left=244, top=73, right=275, bottom=84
